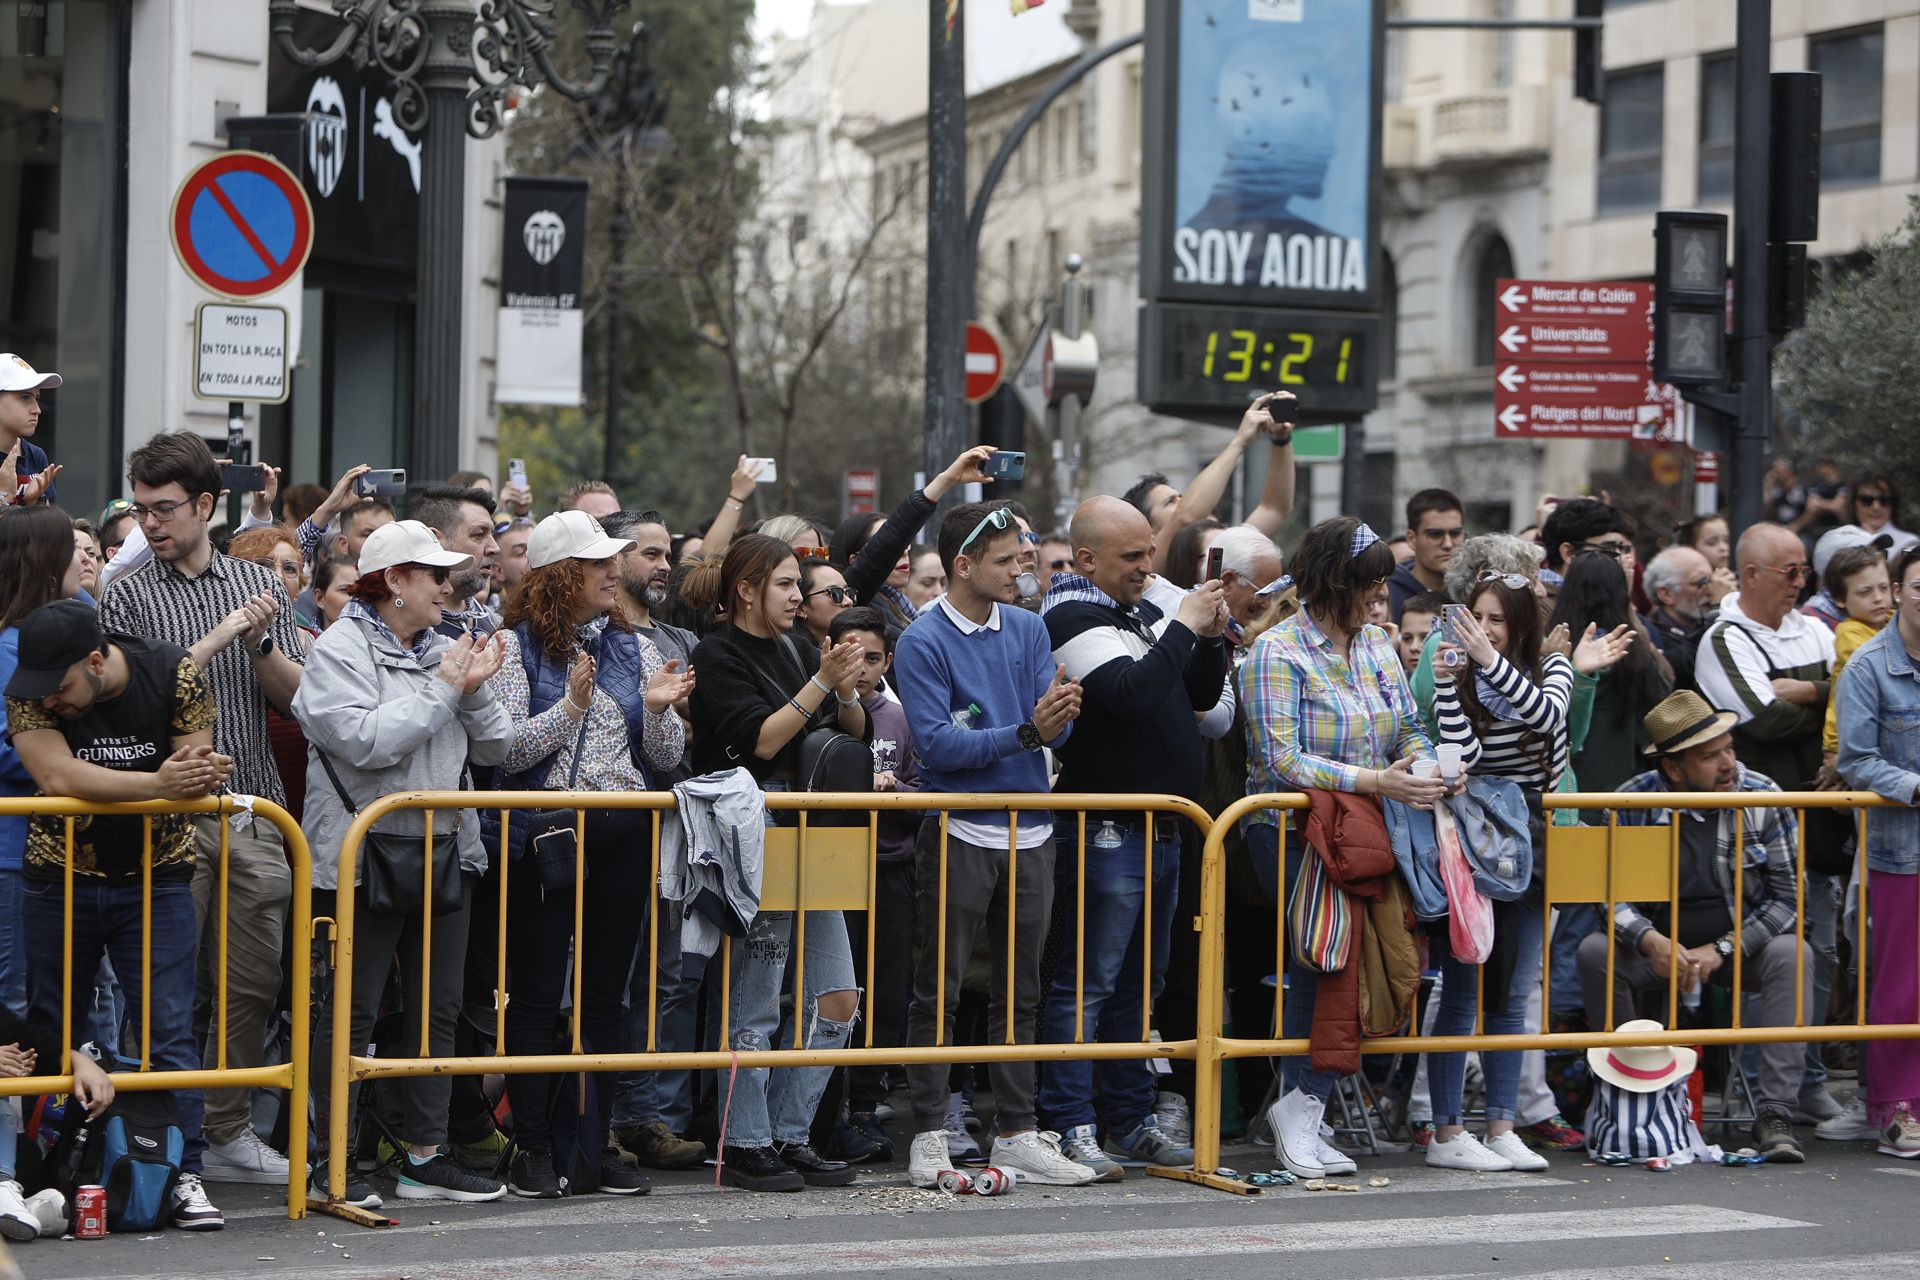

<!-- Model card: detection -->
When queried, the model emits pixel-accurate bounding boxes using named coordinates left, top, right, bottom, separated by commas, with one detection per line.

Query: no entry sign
left=964, top=323, right=1004, bottom=405
left=171, top=152, right=314, bottom=299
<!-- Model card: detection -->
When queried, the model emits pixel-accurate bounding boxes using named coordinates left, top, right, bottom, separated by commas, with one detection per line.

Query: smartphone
left=1205, top=545, right=1225, bottom=583
left=220, top=463, right=267, bottom=493
left=507, top=457, right=528, bottom=488
left=984, top=450, right=1026, bottom=480
left=1437, top=604, right=1469, bottom=665
left=355, top=468, right=407, bottom=499
left=744, top=457, right=778, bottom=484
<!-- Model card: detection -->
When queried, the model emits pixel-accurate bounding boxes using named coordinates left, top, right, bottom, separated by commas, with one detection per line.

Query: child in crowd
left=1399, top=591, right=1449, bottom=674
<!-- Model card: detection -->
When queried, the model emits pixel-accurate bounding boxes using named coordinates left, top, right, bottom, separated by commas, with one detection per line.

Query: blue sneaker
left=1105, top=1116, right=1194, bottom=1168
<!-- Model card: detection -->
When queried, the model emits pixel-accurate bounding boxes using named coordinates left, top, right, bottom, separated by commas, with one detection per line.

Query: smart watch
left=1714, top=935, right=1735, bottom=960
left=255, top=633, right=274, bottom=658
left=1016, top=721, right=1044, bottom=751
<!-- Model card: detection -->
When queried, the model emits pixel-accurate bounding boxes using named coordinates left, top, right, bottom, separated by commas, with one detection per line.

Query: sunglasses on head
left=959, top=506, right=1014, bottom=555
left=1577, top=540, right=1633, bottom=560
left=793, top=545, right=831, bottom=561
left=1476, top=569, right=1529, bottom=590
left=494, top=517, right=532, bottom=535
left=807, top=584, right=850, bottom=605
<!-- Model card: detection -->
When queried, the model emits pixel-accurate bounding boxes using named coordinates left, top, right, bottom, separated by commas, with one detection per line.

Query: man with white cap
left=0, top=354, right=63, bottom=508
left=1580, top=689, right=1815, bottom=1163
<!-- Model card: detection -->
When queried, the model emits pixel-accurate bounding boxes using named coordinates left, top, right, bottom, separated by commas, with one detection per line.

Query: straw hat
left=1587, top=1019, right=1698, bottom=1093
left=1640, top=689, right=1738, bottom=757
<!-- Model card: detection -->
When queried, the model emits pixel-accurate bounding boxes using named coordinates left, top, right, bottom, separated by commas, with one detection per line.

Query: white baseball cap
left=1812, top=523, right=1895, bottom=580
left=527, top=509, right=635, bottom=570
left=359, top=519, right=474, bottom=576
left=0, top=354, right=62, bottom=393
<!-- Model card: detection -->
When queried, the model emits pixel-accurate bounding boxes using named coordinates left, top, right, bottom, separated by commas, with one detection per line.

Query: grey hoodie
left=293, top=614, right=512, bottom=892
left=659, top=768, right=767, bottom=979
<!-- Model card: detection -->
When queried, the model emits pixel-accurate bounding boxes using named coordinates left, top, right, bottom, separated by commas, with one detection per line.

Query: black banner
left=501, top=177, right=589, bottom=308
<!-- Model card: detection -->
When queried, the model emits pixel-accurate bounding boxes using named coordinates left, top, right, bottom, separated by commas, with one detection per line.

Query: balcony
left=1385, top=86, right=1552, bottom=173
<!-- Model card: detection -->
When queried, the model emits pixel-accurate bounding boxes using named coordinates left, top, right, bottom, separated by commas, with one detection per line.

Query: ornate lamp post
left=270, top=0, right=632, bottom=481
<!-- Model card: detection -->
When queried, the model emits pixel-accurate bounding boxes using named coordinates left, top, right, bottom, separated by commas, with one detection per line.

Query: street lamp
left=270, top=0, right=634, bottom=482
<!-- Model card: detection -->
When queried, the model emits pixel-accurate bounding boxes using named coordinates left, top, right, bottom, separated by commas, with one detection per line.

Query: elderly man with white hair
left=1644, top=545, right=1717, bottom=691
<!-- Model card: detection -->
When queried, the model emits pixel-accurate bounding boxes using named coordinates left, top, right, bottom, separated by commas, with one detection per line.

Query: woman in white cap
left=295, top=519, right=514, bottom=1209
left=483, top=510, right=693, bottom=1200
left=0, top=355, right=62, bottom=508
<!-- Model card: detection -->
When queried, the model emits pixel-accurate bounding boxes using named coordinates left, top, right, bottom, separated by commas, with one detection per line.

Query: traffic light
left=1574, top=0, right=1604, bottom=105
left=1652, top=210, right=1728, bottom=387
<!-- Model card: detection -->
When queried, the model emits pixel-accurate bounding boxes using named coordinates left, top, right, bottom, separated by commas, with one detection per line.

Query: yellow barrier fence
left=0, top=796, right=312, bottom=1221
left=322, top=790, right=1218, bottom=1215
left=1187, top=789, right=1920, bottom=1181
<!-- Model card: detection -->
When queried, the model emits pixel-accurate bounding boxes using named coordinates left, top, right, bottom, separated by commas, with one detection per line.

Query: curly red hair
left=500, top=556, right=630, bottom=660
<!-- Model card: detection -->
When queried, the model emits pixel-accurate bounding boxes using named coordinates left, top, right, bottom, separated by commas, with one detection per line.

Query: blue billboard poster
left=1141, top=0, right=1383, bottom=312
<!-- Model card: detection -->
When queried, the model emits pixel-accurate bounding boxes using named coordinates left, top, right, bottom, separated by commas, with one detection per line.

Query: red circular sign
left=964, top=323, right=1004, bottom=405
left=169, top=152, right=315, bottom=299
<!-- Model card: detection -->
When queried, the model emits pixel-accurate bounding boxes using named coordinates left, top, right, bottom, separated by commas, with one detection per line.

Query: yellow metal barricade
left=1190, top=789, right=1920, bottom=1181
left=0, top=796, right=312, bottom=1221
left=323, top=790, right=1215, bottom=1218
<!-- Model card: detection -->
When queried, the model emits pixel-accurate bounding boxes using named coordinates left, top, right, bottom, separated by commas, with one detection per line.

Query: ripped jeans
left=720, top=909, right=858, bottom=1148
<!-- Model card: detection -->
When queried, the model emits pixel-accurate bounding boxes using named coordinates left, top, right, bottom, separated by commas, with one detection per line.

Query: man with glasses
left=1388, top=488, right=1464, bottom=621
left=1540, top=496, right=1636, bottom=578
left=95, top=431, right=308, bottom=1193
left=1695, top=520, right=1848, bottom=1126
left=1039, top=534, right=1073, bottom=586
left=1644, top=545, right=1718, bottom=691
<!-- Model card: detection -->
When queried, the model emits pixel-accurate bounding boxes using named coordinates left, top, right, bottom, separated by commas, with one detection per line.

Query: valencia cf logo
left=306, top=76, right=347, bottom=198
left=523, top=211, right=566, bottom=266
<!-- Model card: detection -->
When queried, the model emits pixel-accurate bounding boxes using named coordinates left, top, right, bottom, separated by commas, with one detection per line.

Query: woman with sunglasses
left=482, top=510, right=693, bottom=1200
left=682, top=533, right=869, bottom=1192
left=797, top=557, right=850, bottom=653
left=296, top=520, right=514, bottom=1207
left=1848, top=473, right=1920, bottom=559
left=1420, top=571, right=1630, bottom=1171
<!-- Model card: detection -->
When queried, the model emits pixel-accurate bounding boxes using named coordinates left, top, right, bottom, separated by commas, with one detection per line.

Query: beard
left=625, top=573, right=667, bottom=610
left=453, top=569, right=491, bottom=602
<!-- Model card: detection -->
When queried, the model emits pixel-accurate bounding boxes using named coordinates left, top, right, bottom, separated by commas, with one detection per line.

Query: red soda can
left=74, top=1185, right=107, bottom=1238
left=971, top=1166, right=1012, bottom=1196
left=935, top=1169, right=973, bottom=1194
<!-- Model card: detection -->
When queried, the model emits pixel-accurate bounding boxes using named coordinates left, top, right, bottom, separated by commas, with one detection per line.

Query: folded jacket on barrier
left=1382, top=798, right=1447, bottom=921
left=658, top=767, right=767, bottom=980
left=1301, top=789, right=1421, bottom=1075
left=1445, top=775, right=1534, bottom=902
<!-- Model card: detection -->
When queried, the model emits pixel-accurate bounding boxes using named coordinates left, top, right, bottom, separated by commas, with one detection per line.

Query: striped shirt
left=1609, top=766, right=1800, bottom=958
left=1431, top=652, right=1573, bottom=789
left=97, top=552, right=307, bottom=804
left=1238, top=609, right=1435, bottom=826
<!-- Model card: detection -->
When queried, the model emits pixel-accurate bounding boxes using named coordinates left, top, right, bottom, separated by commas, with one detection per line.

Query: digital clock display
left=1140, top=303, right=1381, bottom=418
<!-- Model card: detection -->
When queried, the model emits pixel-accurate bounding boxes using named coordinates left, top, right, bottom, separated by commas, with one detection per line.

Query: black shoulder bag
left=317, top=749, right=465, bottom=917
left=780, top=637, right=872, bottom=826
left=517, top=706, right=594, bottom=896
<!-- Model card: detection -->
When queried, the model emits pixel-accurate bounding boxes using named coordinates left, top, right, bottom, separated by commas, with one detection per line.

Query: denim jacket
left=1835, top=625, right=1920, bottom=874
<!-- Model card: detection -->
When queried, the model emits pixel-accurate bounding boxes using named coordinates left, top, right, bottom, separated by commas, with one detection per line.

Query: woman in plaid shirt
left=1238, top=516, right=1445, bottom=1179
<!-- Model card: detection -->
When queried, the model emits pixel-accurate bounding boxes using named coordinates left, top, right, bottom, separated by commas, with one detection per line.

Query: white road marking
left=146, top=1204, right=1804, bottom=1279
left=1403, top=1255, right=1920, bottom=1280
left=1872, top=1164, right=1920, bottom=1176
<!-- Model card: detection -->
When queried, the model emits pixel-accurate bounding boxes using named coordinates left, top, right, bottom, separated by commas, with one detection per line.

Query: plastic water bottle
left=1092, top=822, right=1124, bottom=850
left=950, top=702, right=981, bottom=730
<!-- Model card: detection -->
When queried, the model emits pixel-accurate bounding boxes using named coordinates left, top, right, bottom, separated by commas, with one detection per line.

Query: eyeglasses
left=1857, top=493, right=1893, bottom=508
left=807, top=585, right=850, bottom=605
left=494, top=517, right=532, bottom=535
left=1019, top=531, right=1039, bottom=546
left=256, top=557, right=303, bottom=577
left=129, top=498, right=194, bottom=523
left=1420, top=527, right=1466, bottom=543
left=793, top=545, right=831, bottom=561
left=1476, top=569, right=1529, bottom=590
left=1577, top=540, right=1634, bottom=560
left=1047, top=557, right=1071, bottom=571
left=1756, top=562, right=1812, bottom=584
left=1687, top=576, right=1712, bottom=590
left=959, top=506, right=1013, bottom=555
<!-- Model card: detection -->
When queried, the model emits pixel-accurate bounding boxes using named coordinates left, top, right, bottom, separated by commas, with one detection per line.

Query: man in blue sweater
left=892, top=502, right=1095, bottom=1190
left=1038, top=495, right=1228, bottom=1176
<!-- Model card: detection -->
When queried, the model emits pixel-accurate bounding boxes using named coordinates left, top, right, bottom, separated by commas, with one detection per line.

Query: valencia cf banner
left=497, top=176, right=589, bottom=406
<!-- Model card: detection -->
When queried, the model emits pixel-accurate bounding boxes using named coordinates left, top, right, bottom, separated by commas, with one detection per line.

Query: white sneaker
left=1155, top=1091, right=1194, bottom=1148
left=1881, top=1105, right=1920, bottom=1159
left=942, top=1096, right=983, bottom=1165
left=990, top=1130, right=1096, bottom=1186
left=1314, top=1125, right=1358, bottom=1176
left=202, top=1129, right=294, bottom=1185
left=1815, top=1096, right=1876, bottom=1142
left=170, top=1172, right=224, bottom=1230
left=1426, top=1130, right=1515, bottom=1172
left=1484, top=1130, right=1550, bottom=1171
left=23, top=1189, right=66, bottom=1238
left=0, top=1180, right=36, bottom=1243
left=1058, top=1123, right=1125, bottom=1182
left=907, top=1129, right=950, bottom=1188
left=1267, top=1089, right=1326, bottom=1179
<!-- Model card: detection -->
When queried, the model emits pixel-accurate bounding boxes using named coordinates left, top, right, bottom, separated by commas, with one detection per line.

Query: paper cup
left=1435, top=743, right=1463, bottom=782
left=1411, top=759, right=1439, bottom=780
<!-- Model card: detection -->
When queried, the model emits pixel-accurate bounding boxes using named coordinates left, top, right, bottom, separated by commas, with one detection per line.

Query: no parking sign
left=170, top=152, right=314, bottom=299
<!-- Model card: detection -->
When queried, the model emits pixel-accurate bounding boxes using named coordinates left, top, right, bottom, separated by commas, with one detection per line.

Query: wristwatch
left=1016, top=721, right=1045, bottom=751
left=255, top=633, right=274, bottom=658
left=1714, top=935, right=1735, bottom=960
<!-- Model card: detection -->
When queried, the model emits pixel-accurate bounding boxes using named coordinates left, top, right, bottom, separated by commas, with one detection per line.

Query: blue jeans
left=1549, top=904, right=1604, bottom=1014
left=0, top=870, right=19, bottom=1180
left=1246, top=824, right=1344, bottom=1101
left=1424, top=893, right=1546, bottom=1125
left=612, top=905, right=700, bottom=1133
left=1036, top=827, right=1181, bottom=1135
left=720, top=910, right=858, bottom=1148
left=22, top=878, right=205, bottom=1173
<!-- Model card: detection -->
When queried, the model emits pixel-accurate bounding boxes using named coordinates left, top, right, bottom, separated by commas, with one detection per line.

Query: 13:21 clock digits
left=1202, top=328, right=1353, bottom=385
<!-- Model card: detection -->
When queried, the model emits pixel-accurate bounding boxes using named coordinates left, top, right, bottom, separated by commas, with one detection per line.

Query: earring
left=394, top=595, right=406, bottom=608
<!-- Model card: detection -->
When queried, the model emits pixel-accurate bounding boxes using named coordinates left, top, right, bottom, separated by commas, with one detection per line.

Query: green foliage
left=1777, top=197, right=1920, bottom=496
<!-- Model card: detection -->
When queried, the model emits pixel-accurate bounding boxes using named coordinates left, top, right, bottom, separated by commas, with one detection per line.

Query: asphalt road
left=15, top=1133, right=1919, bottom=1280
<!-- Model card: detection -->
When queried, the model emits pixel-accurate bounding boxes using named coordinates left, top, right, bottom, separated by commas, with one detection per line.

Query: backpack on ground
left=46, top=1088, right=184, bottom=1232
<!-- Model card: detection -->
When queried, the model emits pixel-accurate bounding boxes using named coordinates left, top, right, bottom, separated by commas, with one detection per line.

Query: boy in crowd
left=1398, top=591, right=1449, bottom=674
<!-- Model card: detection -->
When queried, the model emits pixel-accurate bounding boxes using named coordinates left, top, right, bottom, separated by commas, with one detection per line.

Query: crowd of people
left=0, top=349, right=1916, bottom=1241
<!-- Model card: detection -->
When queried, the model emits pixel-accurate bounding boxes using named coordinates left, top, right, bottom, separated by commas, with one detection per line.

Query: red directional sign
left=170, top=152, right=314, bottom=300
left=964, top=322, right=1005, bottom=404
left=1493, top=279, right=1664, bottom=440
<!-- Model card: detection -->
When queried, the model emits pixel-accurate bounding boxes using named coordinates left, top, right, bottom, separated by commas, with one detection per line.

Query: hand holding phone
left=984, top=451, right=1026, bottom=480
left=220, top=463, right=267, bottom=494
left=1205, top=545, right=1225, bottom=583
left=355, top=468, right=407, bottom=499
left=743, top=457, right=778, bottom=484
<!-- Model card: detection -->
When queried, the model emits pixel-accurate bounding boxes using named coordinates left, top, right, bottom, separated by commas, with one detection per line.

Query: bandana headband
left=1350, top=523, right=1381, bottom=559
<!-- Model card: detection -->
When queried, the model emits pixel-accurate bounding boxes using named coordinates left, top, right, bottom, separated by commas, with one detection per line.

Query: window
left=1811, top=27, right=1882, bottom=185
left=1471, top=235, right=1514, bottom=368
left=1697, top=53, right=1734, bottom=202
left=1596, top=66, right=1663, bottom=214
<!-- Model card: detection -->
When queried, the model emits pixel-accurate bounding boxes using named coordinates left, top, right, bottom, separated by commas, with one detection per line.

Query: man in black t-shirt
left=5, top=599, right=231, bottom=1229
